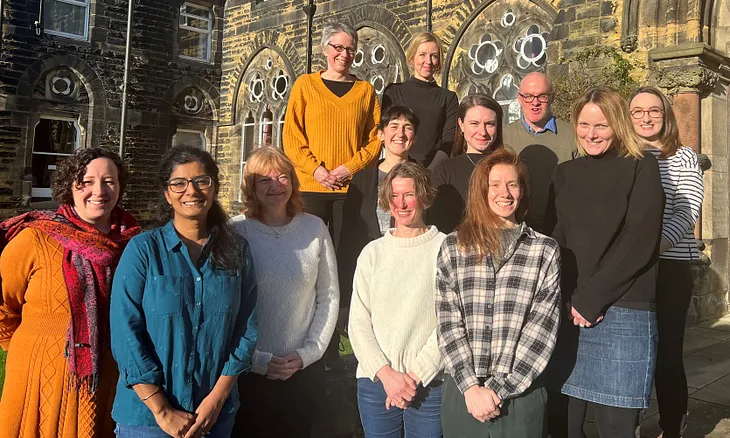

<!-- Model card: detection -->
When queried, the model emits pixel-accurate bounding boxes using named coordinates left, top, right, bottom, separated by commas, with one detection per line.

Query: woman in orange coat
left=0, top=148, right=140, bottom=437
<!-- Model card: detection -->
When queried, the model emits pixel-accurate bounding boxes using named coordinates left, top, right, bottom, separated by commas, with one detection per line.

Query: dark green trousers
left=441, top=375, right=547, bottom=438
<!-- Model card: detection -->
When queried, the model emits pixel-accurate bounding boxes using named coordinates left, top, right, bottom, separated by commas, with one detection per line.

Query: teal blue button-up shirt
left=110, top=220, right=258, bottom=426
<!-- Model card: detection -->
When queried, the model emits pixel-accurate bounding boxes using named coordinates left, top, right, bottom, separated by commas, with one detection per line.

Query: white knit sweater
left=349, top=226, right=446, bottom=385
left=232, top=213, right=339, bottom=374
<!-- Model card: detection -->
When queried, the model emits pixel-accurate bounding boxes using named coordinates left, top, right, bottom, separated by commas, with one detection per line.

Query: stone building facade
left=0, top=0, right=729, bottom=321
left=216, top=0, right=730, bottom=321
left=0, top=0, right=224, bottom=222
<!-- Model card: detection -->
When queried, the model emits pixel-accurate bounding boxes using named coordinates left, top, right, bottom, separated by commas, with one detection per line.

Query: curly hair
left=378, top=161, right=436, bottom=211
left=51, top=147, right=128, bottom=205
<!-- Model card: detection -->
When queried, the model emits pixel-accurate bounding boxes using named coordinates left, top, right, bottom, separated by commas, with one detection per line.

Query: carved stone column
left=649, top=42, right=730, bottom=323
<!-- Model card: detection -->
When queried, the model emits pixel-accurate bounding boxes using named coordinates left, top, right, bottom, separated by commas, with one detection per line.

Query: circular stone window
left=51, top=76, right=74, bottom=96
left=353, top=49, right=364, bottom=67
left=501, top=9, right=516, bottom=27
left=371, top=45, right=386, bottom=64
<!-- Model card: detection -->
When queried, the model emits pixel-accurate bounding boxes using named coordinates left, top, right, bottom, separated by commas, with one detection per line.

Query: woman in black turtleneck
left=544, top=87, right=664, bottom=438
left=427, top=94, right=504, bottom=233
left=382, top=32, right=458, bottom=169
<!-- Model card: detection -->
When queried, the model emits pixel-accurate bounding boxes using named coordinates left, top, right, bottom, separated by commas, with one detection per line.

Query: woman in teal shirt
left=110, top=146, right=258, bottom=438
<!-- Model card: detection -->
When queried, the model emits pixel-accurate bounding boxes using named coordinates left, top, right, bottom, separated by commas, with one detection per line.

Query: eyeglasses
left=167, top=175, right=213, bottom=193
left=630, top=108, right=664, bottom=119
left=518, top=93, right=552, bottom=103
left=328, top=43, right=357, bottom=56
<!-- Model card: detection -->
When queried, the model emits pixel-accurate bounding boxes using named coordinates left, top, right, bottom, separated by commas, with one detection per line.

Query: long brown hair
left=629, top=86, right=681, bottom=158
left=451, top=94, right=504, bottom=156
left=457, top=147, right=529, bottom=261
left=572, top=87, right=645, bottom=159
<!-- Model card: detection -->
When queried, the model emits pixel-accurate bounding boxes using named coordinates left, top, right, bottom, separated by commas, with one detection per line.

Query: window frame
left=178, top=2, right=213, bottom=63
left=172, top=128, right=207, bottom=150
left=31, top=115, right=81, bottom=199
left=237, top=115, right=256, bottom=202
left=43, top=0, right=90, bottom=41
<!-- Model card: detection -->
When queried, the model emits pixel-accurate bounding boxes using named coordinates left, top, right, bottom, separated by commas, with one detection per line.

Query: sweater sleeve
left=410, top=325, right=444, bottom=386
left=296, top=219, right=340, bottom=368
left=440, top=91, right=459, bottom=156
left=571, top=155, right=665, bottom=322
left=343, top=89, right=382, bottom=175
left=0, top=228, right=37, bottom=350
left=110, top=237, right=164, bottom=387
left=436, top=237, right=480, bottom=394
left=662, top=149, right=704, bottom=249
left=283, top=77, right=322, bottom=176
left=348, top=244, right=390, bottom=380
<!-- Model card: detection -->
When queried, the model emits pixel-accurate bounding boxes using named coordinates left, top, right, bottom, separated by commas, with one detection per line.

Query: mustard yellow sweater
left=283, top=72, right=382, bottom=193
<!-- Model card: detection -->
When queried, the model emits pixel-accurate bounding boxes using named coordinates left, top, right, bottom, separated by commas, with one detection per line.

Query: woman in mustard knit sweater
left=282, top=21, right=381, bottom=251
left=0, top=148, right=140, bottom=438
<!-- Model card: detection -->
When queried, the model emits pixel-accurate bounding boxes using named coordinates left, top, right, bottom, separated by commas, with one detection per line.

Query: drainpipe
left=426, top=0, right=432, bottom=33
left=303, top=0, right=316, bottom=74
left=0, top=0, right=4, bottom=55
left=119, top=0, right=134, bottom=157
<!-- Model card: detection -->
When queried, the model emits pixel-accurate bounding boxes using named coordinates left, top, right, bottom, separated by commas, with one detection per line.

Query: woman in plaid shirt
left=436, top=148, right=562, bottom=438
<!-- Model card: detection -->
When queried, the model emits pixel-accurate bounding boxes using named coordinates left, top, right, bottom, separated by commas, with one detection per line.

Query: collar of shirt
left=162, top=220, right=183, bottom=252
left=521, top=115, right=557, bottom=135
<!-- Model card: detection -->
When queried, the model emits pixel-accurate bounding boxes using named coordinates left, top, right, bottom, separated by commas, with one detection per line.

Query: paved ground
left=584, top=314, right=730, bottom=438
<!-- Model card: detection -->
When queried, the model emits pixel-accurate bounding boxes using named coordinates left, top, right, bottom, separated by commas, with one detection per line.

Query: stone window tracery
left=349, top=27, right=406, bottom=96
left=447, top=1, right=553, bottom=122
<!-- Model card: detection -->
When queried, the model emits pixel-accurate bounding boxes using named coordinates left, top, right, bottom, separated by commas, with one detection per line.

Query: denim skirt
left=546, top=306, right=658, bottom=409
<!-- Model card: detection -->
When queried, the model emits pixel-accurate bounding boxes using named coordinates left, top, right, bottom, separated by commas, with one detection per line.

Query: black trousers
left=302, top=191, right=348, bottom=364
left=233, top=360, right=325, bottom=437
left=548, top=392, right=640, bottom=438
left=300, top=192, right=347, bottom=251
left=655, top=258, right=693, bottom=437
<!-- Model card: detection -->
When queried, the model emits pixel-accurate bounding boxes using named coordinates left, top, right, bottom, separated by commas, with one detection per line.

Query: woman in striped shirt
left=630, top=86, right=704, bottom=438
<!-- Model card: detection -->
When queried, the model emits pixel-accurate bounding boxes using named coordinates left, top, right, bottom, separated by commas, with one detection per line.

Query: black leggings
left=655, top=259, right=693, bottom=437
left=567, top=397, right=640, bottom=438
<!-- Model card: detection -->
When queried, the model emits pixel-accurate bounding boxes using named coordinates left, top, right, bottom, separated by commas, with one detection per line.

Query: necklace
left=466, top=153, right=478, bottom=167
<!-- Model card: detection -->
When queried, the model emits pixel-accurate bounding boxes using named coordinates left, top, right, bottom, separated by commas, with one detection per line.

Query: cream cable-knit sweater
left=232, top=213, right=339, bottom=374
left=349, top=225, right=446, bottom=385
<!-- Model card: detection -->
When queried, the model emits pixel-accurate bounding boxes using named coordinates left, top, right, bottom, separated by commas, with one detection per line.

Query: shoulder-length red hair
left=457, top=147, right=529, bottom=261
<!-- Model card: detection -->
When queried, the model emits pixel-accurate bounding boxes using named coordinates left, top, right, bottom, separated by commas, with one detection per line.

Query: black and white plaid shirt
left=436, top=223, right=562, bottom=400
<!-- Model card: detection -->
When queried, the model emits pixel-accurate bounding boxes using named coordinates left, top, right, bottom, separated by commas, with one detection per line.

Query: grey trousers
left=441, top=374, right=547, bottom=438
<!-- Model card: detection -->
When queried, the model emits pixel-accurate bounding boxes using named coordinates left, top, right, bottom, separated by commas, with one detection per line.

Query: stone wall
left=0, top=0, right=223, bottom=222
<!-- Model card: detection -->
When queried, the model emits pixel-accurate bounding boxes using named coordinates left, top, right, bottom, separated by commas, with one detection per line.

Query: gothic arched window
left=349, top=26, right=406, bottom=97
left=447, top=3, right=553, bottom=122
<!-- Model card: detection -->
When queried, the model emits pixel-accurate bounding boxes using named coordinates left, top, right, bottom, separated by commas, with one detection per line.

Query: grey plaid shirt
left=435, top=223, right=561, bottom=400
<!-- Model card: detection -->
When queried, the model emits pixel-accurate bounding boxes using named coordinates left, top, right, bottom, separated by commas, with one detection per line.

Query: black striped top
left=648, top=146, right=705, bottom=260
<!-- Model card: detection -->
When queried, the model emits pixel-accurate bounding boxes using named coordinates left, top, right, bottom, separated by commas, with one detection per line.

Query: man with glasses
left=504, top=72, right=576, bottom=233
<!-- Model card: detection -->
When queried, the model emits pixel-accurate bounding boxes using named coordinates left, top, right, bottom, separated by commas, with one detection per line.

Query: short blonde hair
left=572, top=87, right=645, bottom=159
left=240, top=146, right=304, bottom=219
left=405, top=32, right=444, bottom=76
left=378, top=162, right=436, bottom=211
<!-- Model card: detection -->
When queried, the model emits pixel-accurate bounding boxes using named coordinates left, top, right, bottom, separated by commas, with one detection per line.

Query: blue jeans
left=115, top=413, right=235, bottom=437
left=357, top=377, right=443, bottom=438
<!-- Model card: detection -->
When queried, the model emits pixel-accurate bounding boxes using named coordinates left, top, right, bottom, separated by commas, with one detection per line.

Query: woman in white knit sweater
left=349, top=161, right=445, bottom=438
left=231, top=146, right=339, bottom=437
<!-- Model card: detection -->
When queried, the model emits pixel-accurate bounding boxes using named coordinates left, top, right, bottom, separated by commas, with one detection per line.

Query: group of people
left=0, top=20, right=704, bottom=438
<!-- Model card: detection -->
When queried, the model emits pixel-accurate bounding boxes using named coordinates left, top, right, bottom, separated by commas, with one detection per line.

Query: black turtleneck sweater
left=427, top=153, right=490, bottom=234
left=544, top=148, right=664, bottom=322
left=382, top=77, right=459, bottom=167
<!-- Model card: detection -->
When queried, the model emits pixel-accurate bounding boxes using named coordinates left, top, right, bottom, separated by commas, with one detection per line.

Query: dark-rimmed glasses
left=518, top=93, right=552, bottom=103
left=630, top=108, right=664, bottom=119
left=328, top=43, right=357, bottom=56
left=167, top=175, right=213, bottom=193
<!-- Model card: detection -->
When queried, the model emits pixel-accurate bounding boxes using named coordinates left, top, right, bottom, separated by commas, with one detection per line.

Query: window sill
left=44, top=29, right=89, bottom=42
left=178, top=55, right=214, bottom=65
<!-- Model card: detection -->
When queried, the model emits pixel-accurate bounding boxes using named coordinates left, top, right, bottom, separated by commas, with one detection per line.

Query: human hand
left=153, top=406, right=196, bottom=438
left=407, top=370, right=421, bottom=387
left=329, top=165, right=352, bottom=184
left=376, top=366, right=417, bottom=409
left=313, top=165, right=343, bottom=190
left=571, top=306, right=602, bottom=327
left=464, top=386, right=501, bottom=422
left=385, top=396, right=408, bottom=410
left=266, top=352, right=303, bottom=381
left=183, top=391, right=226, bottom=438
